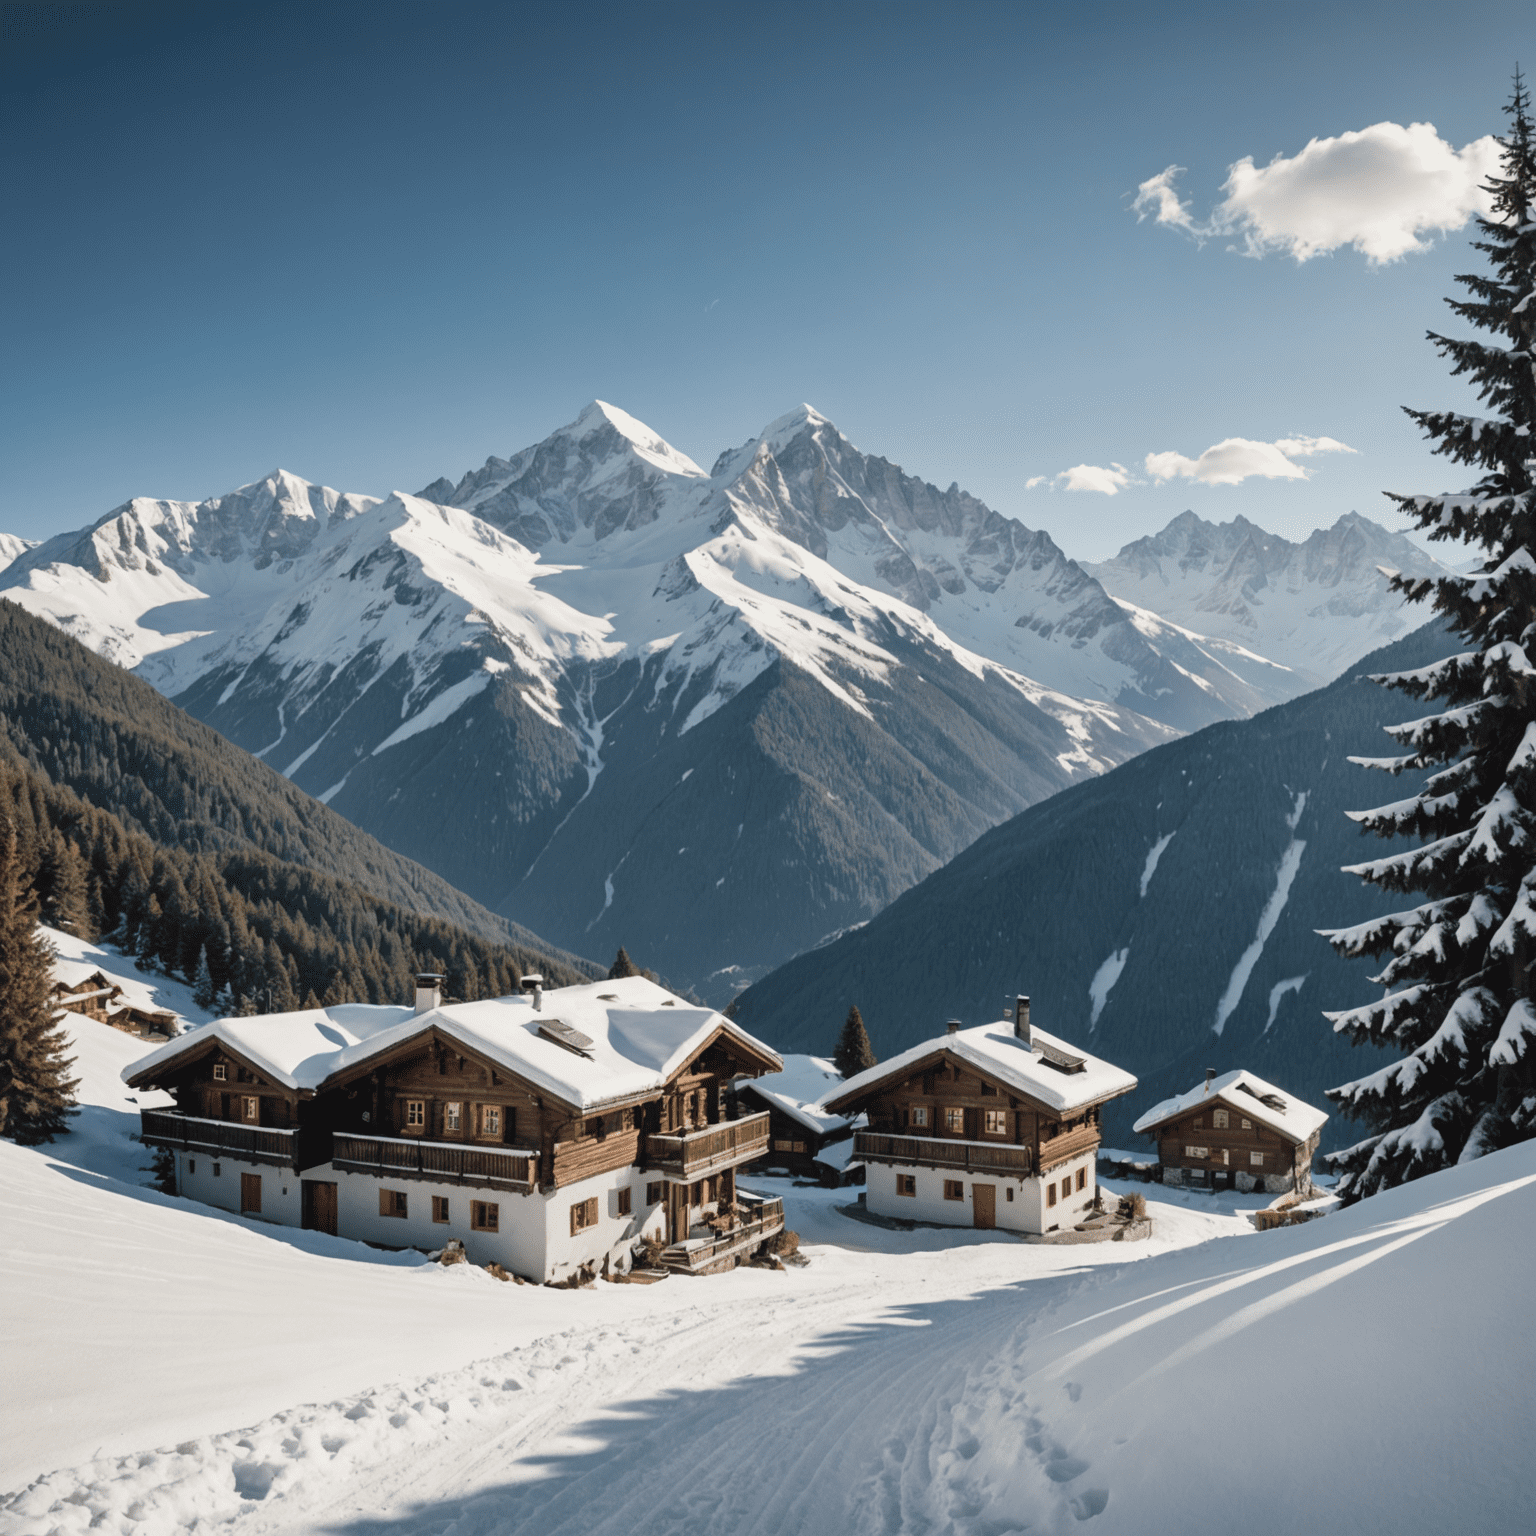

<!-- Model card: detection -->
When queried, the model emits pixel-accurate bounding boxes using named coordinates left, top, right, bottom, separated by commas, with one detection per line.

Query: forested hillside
left=0, top=601, right=599, bottom=1007
left=735, top=620, right=1457, bottom=1149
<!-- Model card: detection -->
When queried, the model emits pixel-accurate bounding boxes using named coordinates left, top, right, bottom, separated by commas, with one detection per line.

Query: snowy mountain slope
left=4, top=1061, right=1530, bottom=1536
left=1085, top=509, right=1451, bottom=690
left=0, top=421, right=1179, bottom=998
left=736, top=620, right=1457, bottom=1148
left=0, top=532, right=35, bottom=570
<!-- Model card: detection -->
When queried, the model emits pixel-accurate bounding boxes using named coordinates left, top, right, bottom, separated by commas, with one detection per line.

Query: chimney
left=414, top=973, right=444, bottom=1015
left=1014, top=995, right=1032, bottom=1047
left=945, top=1018, right=962, bottom=1035
left=1205, top=1066, right=1216, bottom=1096
left=520, top=973, right=545, bottom=1013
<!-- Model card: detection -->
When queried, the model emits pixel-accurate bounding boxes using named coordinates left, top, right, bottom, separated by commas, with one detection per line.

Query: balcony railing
left=662, top=1191, right=786, bottom=1274
left=140, top=1109, right=298, bottom=1168
left=645, top=1111, right=771, bottom=1181
left=332, top=1133, right=536, bottom=1193
left=854, top=1130, right=1033, bottom=1177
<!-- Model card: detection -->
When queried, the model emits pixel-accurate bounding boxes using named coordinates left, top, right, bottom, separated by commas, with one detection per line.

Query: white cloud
left=1060, top=462, right=1135, bottom=496
left=1025, top=474, right=1048, bottom=489
left=1134, top=121, right=1501, bottom=264
left=1145, top=435, right=1357, bottom=487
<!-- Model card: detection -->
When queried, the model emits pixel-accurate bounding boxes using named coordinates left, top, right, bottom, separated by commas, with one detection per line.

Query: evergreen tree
left=0, top=819, right=78, bottom=1143
left=37, top=833, right=89, bottom=937
left=1324, top=77, right=1536, bottom=1200
left=608, top=946, right=639, bottom=979
left=192, top=945, right=217, bottom=1011
left=833, top=1004, right=877, bottom=1078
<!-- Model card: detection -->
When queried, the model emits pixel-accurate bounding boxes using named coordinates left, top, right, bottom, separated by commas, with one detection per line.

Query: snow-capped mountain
left=0, top=404, right=1433, bottom=998
left=1084, top=510, right=1450, bottom=690
left=0, top=532, right=36, bottom=571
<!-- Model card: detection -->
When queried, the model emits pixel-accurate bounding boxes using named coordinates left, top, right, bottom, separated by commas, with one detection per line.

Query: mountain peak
left=759, top=402, right=836, bottom=449
left=559, top=401, right=706, bottom=479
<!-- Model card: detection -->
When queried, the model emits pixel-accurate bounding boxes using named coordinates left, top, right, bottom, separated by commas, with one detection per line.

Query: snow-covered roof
left=738, top=1054, right=854, bottom=1135
left=122, top=977, right=782, bottom=1111
left=1132, top=1068, right=1327, bottom=1144
left=42, top=926, right=183, bottom=1018
left=825, top=1020, right=1137, bottom=1117
left=52, top=959, right=121, bottom=992
left=327, top=978, right=781, bottom=1111
left=121, top=1005, right=416, bottom=1091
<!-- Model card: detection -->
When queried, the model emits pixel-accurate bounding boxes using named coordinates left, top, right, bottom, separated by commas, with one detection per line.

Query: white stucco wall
left=865, top=1151, right=1100, bottom=1236
left=543, top=1165, right=667, bottom=1283
left=175, top=1150, right=302, bottom=1228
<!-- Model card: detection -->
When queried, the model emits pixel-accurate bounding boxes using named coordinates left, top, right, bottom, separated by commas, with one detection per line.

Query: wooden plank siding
left=1149, top=1107, right=1306, bottom=1178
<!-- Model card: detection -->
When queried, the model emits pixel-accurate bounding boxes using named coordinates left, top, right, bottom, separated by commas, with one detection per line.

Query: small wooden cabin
left=823, top=999, right=1137, bottom=1235
left=737, top=1055, right=860, bottom=1185
left=1132, top=1068, right=1326, bottom=1195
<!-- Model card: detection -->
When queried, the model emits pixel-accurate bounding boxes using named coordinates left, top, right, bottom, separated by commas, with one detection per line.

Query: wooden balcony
left=140, top=1109, right=298, bottom=1169
left=854, top=1130, right=1033, bottom=1177
left=661, top=1192, right=785, bottom=1276
left=645, top=1111, right=771, bottom=1182
left=332, top=1134, right=536, bottom=1193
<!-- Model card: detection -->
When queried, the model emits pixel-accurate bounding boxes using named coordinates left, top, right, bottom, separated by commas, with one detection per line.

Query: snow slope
left=5, top=1050, right=1530, bottom=1536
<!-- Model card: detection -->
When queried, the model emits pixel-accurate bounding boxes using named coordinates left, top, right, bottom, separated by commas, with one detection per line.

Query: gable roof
left=738, top=1055, right=855, bottom=1136
left=1132, top=1069, right=1327, bottom=1145
left=122, top=977, right=782, bottom=1113
left=824, top=1020, right=1136, bottom=1118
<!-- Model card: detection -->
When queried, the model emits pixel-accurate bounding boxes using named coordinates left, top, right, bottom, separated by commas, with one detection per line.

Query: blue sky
left=1, top=0, right=1526, bottom=558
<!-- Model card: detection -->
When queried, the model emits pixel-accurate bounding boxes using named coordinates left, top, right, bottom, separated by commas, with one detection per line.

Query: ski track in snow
left=1212, top=793, right=1307, bottom=1037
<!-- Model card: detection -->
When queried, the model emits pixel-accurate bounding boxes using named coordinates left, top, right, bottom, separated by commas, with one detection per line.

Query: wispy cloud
left=1134, top=121, right=1500, bottom=264
left=1144, top=435, right=1356, bottom=486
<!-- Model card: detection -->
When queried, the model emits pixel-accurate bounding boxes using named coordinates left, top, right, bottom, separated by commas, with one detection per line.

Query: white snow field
left=3, top=1016, right=1532, bottom=1535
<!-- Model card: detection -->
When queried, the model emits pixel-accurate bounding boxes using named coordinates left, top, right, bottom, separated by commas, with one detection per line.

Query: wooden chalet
left=51, top=960, right=178, bottom=1039
left=1133, top=1068, right=1326, bottom=1195
left=823, top=998, right=1137, bottom=1234
left=737, top=1055, right=861, bottom=1185
left=123, top=974, right=787, bottom=1282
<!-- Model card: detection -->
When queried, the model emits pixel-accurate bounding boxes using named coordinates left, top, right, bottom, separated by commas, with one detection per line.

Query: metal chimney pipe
left=945, top=1019, right=962, bottom=1035
left=520, top=973, right=545, bottom=1013
left=1014, top=995, right=1032, bottom=1046
left=1205, top=1066, right=1216, bottom=1095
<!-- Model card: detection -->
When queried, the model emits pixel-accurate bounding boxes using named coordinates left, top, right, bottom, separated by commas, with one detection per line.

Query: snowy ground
left=3, top=1016, right=1531, bottom=1535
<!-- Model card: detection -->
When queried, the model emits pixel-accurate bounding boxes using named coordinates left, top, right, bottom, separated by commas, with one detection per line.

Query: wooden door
left=240, top=1172, right=262, bottom=1215
left=972, top=1183, right=995, bottom=1230
left=302, top=1180, right=338, bottom=1235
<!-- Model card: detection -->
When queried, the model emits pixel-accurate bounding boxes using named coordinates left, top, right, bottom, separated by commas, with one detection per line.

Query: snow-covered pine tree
left=833, top=1004, right=876, bottom=1078
left=0, top=818, right=78, bottom=1143
left=1323, top=76, right=1536, bottom=1200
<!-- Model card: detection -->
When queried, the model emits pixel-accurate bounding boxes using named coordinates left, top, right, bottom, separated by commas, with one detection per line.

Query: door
left=240, top=1172, right=262, bottom=1215
left=972, top=1183, right=996, bottom=1230
left=302, top=1179, right=338, bottom=1235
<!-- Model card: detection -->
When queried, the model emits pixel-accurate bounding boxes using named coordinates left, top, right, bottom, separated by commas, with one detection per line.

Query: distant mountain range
left=0, top=402, right=1444, bottom=998
left=733, top=620, right=1454, bottom=1151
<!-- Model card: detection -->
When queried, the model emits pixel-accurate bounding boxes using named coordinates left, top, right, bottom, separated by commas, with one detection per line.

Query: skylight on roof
left=538, top=1019, right=595, bottom=1057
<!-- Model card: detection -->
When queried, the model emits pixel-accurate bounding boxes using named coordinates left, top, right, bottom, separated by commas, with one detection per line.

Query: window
left=479, top=1104, right=502, bottom=1137
left=1213, top=1109, right=1229, bottom=1129
left=570, top=1197, right=599, bottom=1235
left=1076, top=1167, right=1087, bottom=1192
left=910, top=1105, right=929, bottom=1128
left=379, top=1189, right=408, bottom=1218
left=188, top=1158, right=196, bottom=1174
left=242, top=1096, right=259, bottom=1122
left=1250, top=1152, right=1265, bottom=1167
left=212, top=1162, right=221, bottom=1177
left=1241, top=1117, right=1253, bottom=1130
left=617, top=1188, right=632, bottom=1217
left=432, top=1196, right=450, bottom=1224
left=404, top=1099, right=425, bottom=1130
left=444, top=1102, right=462, bottom=1133
left=647, top=1182, right=663, bottom=1205
left=945, top=1107, right=964, bottom=1134
left=212, top=1063, right=227, bottom=1082
left=1061, top=1178, right=1072, bottom=1201
left=983, top=1109, right=1008, bottom=1136
left=943, top=1179, right=964, bottom=1202
left=1047, top=1182, right=1057, bottom=1208
left=896, top=1174, right=917, bottom=1197
left=1005, top=1186, right=1014, bottom=1202
left=1185, top=1145, right=1209, bottom=1159
left=472, top=1200, right=499, bottom=1232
